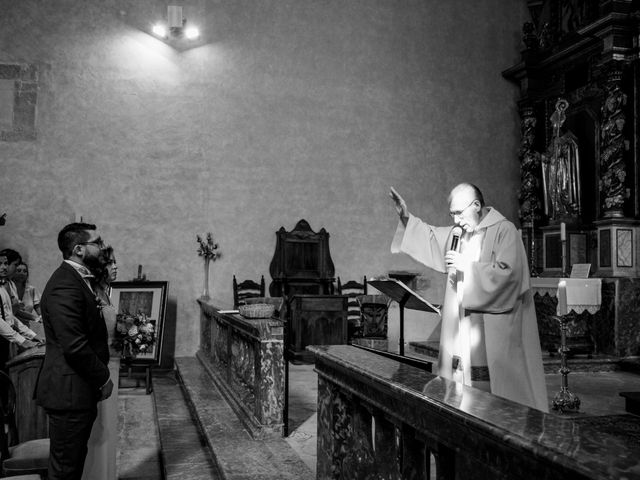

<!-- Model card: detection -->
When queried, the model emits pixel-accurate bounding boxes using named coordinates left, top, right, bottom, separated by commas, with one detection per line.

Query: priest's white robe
left=391, top=208, right=548, bottom=412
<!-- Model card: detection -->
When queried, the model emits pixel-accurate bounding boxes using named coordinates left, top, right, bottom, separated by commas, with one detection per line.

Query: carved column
left=599, top=67, right=629, bottom=218
left=518, top=103, right=542, bottom=275
left=401, top=426, right=428, bottom=480
left=372, top=413, right=401, bottom=479
left=518, top=104, right=542, bottom=224
left=595, top=64, right=640, bottom=277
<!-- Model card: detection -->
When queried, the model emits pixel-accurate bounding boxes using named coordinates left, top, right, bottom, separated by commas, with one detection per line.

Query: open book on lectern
left=368, top=277, right=441, bottom=315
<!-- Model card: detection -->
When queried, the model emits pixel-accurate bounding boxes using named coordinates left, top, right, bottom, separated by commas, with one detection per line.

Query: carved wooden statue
left=541, top=98, right=581, bottom=221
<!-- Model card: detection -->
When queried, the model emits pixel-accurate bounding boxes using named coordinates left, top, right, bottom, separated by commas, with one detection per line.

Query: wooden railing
left=309, top=344, right=639, bottom=480
left=197, top=298, right=285, bottom=439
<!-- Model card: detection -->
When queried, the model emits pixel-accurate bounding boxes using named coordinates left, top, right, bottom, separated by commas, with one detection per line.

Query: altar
left=531, top=277, right=602, bottom=356
left=531, top=276, right=640, bottom=357
left=197, top=297, right=285, bottom=439
left=500, top=1, right=640, bottom=359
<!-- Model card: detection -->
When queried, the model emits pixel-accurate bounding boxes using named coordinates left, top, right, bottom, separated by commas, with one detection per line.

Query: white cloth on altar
left=530, top=277, right=562, bottom=297
left=558, top=278, right=602, bottom=315
left=531, top=277, right=602, bottom=315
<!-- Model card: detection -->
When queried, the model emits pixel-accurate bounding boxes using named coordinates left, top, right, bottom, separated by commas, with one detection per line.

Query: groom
left=35, top=222, right=113, bottom=480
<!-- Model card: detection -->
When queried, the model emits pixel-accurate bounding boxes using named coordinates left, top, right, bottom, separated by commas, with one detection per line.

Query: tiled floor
left=117, top=357, right=640, bottom=479
left=284, top=362, right=318, bottom=475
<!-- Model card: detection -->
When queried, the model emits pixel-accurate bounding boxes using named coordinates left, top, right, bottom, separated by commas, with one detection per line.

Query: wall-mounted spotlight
left=152, top=5, right=200, bottom=40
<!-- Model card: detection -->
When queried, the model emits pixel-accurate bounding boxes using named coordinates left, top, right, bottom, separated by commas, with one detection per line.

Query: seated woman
left=12, top=262, right=42, bottom=325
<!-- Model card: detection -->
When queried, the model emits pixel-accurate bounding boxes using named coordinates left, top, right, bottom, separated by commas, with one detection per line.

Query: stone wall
left=0, top=0, right=528, bottom=356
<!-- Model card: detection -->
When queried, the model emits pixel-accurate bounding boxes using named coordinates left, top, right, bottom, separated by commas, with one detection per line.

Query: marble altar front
left=310, top=344, right=640, bottom=479
left=197, top=297, right=285, bottom=438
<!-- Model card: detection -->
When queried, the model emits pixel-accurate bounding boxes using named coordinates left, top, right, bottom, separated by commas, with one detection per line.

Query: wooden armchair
left=336, top=276, right=367, bottom=340
left=0, top=371, right=49, bottom=478
left=233, top=275, right=266, bottom=308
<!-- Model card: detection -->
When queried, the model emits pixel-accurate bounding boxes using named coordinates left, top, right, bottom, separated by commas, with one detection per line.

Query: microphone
left=448, top=226, right=463, bottom=275
left=450, top=226, right=463, bottom=252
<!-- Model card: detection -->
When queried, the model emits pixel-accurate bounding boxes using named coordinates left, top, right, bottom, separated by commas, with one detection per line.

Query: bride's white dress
left=82, top=302, right=120, bottom=480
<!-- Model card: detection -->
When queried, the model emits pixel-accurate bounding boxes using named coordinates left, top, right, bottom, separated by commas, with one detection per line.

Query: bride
left=83, top=246, right=119, bottom=480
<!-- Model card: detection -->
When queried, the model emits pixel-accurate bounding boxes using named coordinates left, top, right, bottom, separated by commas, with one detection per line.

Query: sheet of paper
left=570, top=263, right=591, bottom=279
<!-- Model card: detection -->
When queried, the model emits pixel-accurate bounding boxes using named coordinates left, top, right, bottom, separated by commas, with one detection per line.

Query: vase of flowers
left=197, top=232, right=221, bottom=298
left=112, top=311, right=156, bottom=360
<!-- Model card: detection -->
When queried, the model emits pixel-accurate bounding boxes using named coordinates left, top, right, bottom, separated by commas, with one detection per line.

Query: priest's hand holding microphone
left=445, top=225, right=464, bottom=273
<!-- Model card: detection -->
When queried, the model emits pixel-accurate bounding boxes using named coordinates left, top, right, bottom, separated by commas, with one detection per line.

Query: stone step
left=619, top=356, right=640, bottom=374
left=408, top=341, right=624, bottom=374
left=408, top=340, right=439, bottom=360
left=174, top=356, right=314, bottom=480
left=153, top=372, right=223, bottom=480
left=541, top=354, right=622, bottom=374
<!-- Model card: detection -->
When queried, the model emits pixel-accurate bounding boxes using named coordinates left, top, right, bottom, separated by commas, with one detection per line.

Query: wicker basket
left=238, top=303, right=275, bottom=319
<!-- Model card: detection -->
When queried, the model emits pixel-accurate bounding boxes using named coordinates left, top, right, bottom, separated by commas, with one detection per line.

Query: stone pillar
left=594, top=218, right=640, bottom=277
left=372, top=413, right=401, bottom=479
left=401, top=426, right=428, bottom=480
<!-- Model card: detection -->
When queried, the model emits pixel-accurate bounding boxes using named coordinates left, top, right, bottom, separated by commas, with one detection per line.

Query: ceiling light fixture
left=152, top=5, right=200, bottom=41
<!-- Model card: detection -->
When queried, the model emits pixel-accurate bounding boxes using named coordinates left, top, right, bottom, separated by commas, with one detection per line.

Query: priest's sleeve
left=391, top=214, right=451, bottom=272
left=462, top=222, right=527, bottom=313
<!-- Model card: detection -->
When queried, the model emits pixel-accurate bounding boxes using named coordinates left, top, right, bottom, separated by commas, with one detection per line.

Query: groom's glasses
left=78, top=238, right=104, bottom=248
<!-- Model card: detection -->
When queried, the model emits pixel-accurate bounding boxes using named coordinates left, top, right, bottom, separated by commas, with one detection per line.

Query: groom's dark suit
left=35, top=261, right=110, bottom=480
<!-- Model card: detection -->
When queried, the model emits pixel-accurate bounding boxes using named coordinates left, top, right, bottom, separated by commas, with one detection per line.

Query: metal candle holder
left=552, top=281, right=580, bottom=412
left=560, top=222, right=569, bottom=277
left=529, top=209, right=538, bottom=277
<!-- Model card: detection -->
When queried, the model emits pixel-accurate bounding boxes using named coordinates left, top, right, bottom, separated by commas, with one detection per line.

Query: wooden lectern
left=368, top=278, right=440, bottom=356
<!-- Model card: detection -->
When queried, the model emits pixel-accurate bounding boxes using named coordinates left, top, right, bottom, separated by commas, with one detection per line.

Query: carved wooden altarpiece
left=503, top=0, right=640, bottom=277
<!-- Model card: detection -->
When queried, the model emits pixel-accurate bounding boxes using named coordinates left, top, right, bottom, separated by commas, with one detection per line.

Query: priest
left=389, top=183, right=548, bottom=412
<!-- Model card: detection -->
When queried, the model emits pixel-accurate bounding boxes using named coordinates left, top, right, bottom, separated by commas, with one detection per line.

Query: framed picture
left=109, top=281, right=169, bottom=365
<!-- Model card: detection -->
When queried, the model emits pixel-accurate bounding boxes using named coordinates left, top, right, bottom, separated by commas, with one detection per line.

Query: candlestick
left=560, top=222, right=566, bottom=241
left=557, top=280, right=567, bottom=315
left=552, top=279, right=581, bottom=412
left=529, top=210, right=537, bottom=277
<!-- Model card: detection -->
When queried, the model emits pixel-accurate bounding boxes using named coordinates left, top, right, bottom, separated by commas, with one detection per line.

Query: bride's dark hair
left=95, top=245, right=115, bottom=286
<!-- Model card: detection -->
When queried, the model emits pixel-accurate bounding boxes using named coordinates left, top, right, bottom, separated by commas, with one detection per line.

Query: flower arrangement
left=197, top=232, right=221, bottom=261
left=112, top=311, right=156, bottom=358
left=197, top=232, right=221, bottom=298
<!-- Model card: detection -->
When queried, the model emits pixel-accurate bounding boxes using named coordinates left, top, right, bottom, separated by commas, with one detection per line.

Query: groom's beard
left=82, top=252, right=104, bottom=272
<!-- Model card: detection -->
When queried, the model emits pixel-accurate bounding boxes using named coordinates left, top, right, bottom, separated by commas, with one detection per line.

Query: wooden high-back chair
left=336, top=276, right=367, bottom=340
left=233, top=275, right=266, bottom=308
